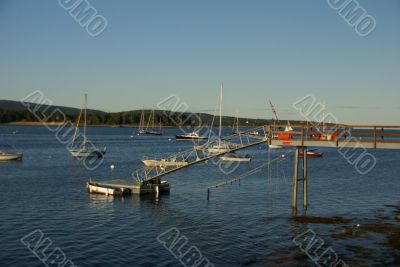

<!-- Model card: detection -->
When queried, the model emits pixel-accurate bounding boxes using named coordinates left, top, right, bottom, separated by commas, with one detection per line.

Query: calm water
left=1, top=125, right=399, bottom=266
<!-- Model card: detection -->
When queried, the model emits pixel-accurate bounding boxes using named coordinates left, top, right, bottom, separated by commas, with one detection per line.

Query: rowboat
left=0, top=151, right=23, bottom=161
left=220, top=153, right=251, bottom=162
left=87, top=181, right=129, bottom=196
left=87, top=179, right=170, bottom=195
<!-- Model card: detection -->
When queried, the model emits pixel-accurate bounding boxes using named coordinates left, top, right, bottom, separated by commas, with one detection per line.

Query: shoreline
left=2, top=121, right=264, bottom=128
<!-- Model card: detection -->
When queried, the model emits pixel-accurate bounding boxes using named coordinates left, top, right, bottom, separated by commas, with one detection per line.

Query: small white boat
left=269, top=145, right=283, bottom=149
left=69, top=146, right=106, bottom=158
left=207, top=144, right=231, bottom=154
left=142, top=158, right=188, bottom=168
left=220, top=153, right=251, bottom=162
left=176, top=132, right=208, bottom=141
left=0, top=151, right=23, bottom=161
left=87, top=181, right=128, bottom=196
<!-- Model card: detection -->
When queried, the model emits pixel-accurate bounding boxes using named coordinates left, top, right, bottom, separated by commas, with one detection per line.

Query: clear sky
left=0, top=0, right=399, bottom=124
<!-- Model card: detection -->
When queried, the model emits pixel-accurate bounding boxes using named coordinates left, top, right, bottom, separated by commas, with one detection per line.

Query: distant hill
left=0, top=99, right=281, bottom=127
left=0, top=100, right=105, bottom=116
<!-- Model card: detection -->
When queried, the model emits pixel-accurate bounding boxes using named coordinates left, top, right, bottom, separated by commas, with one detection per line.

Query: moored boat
left=87, top=179, right=170, bottom=195
left=176, top=132, right=208, bottom=141
left=0, top=151, right=23, bottom=161
left=299, top=151, right=323, bottom=158
left=69, top=94, right=106, bottom=158
left=220, top=152, right=251, bottom=162
left=142, top=158, right=188, bottom=168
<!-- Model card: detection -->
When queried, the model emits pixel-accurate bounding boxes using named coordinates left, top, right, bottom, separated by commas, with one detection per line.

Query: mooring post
left=303, top=147, right=308, bottom=212
left=207, top=188, right=210, bottom=201
left=292, top=147, right=299, bottom=215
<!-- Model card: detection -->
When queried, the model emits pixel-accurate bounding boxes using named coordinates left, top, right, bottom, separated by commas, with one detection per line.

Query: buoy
left=168, top=138, right=172, bottom=142
left=281, top=154, right=285, bottom=158
left=110, top=164, right=115, bottom=169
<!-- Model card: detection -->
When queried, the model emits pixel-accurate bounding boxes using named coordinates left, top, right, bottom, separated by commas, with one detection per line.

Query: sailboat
left=68, top=94, right=106, bottom=158
left=144, top=110, right=163, bottom=136
left=207, top=85, right=232, bottom=154
left=137, top=109, right=146, bottom=135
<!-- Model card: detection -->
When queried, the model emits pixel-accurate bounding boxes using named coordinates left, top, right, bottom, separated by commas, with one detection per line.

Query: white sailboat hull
left=69, top=147, right=106, bottom=158
left=220, top=156, right=251, bottom=162
left=0, top=152, right=23, bottom=161
left=142, top=159, right=188, bottom=168
left=268, top=145, right=283, bottom=149
left=207, top=147, right=231, bottom=154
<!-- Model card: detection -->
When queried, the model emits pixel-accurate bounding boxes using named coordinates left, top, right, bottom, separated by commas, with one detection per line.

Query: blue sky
left=0, top=0, right=399, bottom=124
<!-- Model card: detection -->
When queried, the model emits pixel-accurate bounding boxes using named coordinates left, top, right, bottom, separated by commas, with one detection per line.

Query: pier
left=91, top=124, right=400, bottom=213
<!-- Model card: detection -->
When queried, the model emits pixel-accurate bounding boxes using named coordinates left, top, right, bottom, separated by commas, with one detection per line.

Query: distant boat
left=220, top=152, right=251, bottom=162
left=144, top=110, right=163, bottom=136
left=176, top=131, right=208, bottom=141
left=299, top=150, right=323, bottom=158
left=207, top=85, right=236, bottom=154
left=68, top=94, right=106, bottom=158
left=142, top=158, right=188, bottom=168
left=137, top=109, right=147, bottom=135
left=0, top=151, right=23, bottom=161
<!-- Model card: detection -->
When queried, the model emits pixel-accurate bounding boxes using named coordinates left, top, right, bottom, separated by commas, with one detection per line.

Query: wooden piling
left=292, top=147, right=299, bottom=214
left=303, top=147, right=308, bottom=211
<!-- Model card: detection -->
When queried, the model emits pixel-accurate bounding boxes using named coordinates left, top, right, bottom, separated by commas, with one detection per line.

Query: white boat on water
left=206, top=85, right=237, bottom=154
left=69, top=146, right=106, bottom=158
left=142, top=158, right=188, bottom=168
left=220, top=152, right=251, bottom=162
left=176, top=131, right=208, bottom=141
left=68, top=94, right=106, bottom=158
left=207, top=144, right=231, bottom=154
left=269, top=145, right=283, bottom=149
left=0, top=151, right=23, bottom=161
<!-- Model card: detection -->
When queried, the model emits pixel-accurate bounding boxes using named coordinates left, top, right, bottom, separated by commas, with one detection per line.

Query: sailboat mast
left=84, top=93, right=87, bottom=144
left=218, top=84, right=223, bottom=146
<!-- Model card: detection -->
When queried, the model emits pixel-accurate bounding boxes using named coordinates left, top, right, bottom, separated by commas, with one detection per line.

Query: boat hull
left=69, top=147, right=106, bottom=158
left=87, top=180, right=170, bottom=195
left=142, top=159, right=188, bottom=168
left=220, top=156, right=251, bottom=162
left=0, top=152, right=23, bottom=161
left=175, top=135, right=208, bottom=141
left=299, top=152, right=323, bottom=158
